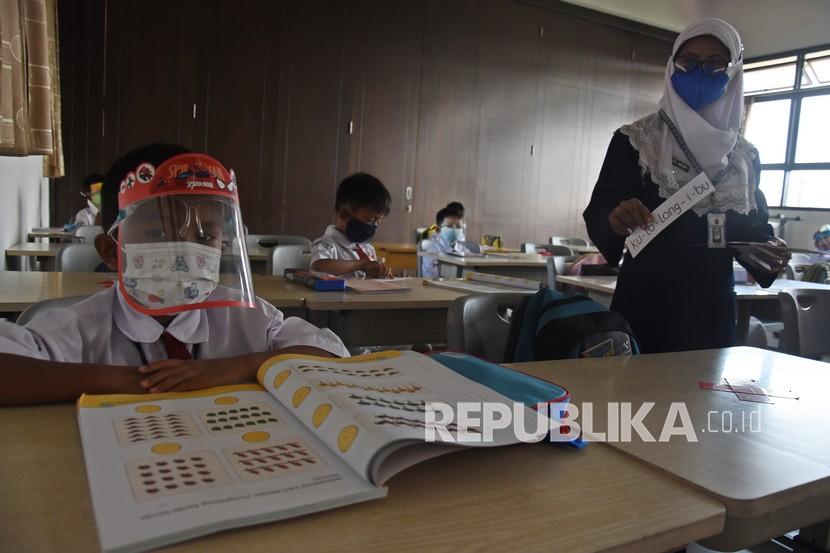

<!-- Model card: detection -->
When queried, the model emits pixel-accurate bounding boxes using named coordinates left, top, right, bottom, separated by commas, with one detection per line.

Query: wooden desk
left=5, top=242, right=63, bottom=271
left=437, top=253, right=548, bottom=280
left=555, top=275, right=830, bottom=344
left=303, top=278, right=467, bottom=346
left=374, top=241, right=416, bottom=273
left=0, top=403, right=724, bottom=553
left=509, top=347, right=830, bottom=551
left=0, top=272, right=306, bottom=314
left=28, top=227, right=74, bottom=241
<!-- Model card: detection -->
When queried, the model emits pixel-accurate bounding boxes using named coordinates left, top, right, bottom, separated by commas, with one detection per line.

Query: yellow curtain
left=0, top=0, right=63, bottom=177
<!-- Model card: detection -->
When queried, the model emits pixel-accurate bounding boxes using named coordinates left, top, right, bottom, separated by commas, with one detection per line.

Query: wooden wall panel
left=346, top=0, right=424, bottom=244
left=474, top=0, right=542, bottom=245
left=277, top=0, right=348, bottom=241
left=55, top=0, right=671, bottom=249
left=52, top=0, right=105, bottom=227
left=413, top=0, right=482, bottom=238
left=102, top=0, right=198, bottom=165
left=194, top=1, right=286, bottom=234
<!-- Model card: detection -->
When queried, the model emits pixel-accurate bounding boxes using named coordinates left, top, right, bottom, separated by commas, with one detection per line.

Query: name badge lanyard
left=659, top=109, right=729, bottom=248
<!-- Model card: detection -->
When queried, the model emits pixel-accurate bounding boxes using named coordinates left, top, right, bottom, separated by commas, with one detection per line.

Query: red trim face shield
left=113, top=153, right=254, bottom=316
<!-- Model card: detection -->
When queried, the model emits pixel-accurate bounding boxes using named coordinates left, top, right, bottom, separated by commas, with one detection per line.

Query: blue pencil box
left=429, top=351, right=584, bottom=447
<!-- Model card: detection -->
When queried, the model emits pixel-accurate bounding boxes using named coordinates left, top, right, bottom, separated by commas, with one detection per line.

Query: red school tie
left=160, top=331, right=192, bottom=360
left=353, top=245, right=371, bottom=261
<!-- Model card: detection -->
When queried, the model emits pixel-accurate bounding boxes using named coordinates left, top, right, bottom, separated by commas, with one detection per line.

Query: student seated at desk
left=71, top=173, right=104, bottom=227
left=310, top=172, right=392, bottom=279
left=0, top=143, right=348, bottom=406
left=420, top=205, right=470, bottom=278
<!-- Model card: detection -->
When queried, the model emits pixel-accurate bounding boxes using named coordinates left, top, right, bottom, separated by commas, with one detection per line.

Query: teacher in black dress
left=583, top=18, right=789, bottom=354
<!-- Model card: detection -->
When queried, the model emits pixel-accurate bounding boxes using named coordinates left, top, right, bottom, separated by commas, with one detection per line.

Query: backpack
left=803, top=262, right=830, bottom=285
left=504, top=288, right=639, bottom=363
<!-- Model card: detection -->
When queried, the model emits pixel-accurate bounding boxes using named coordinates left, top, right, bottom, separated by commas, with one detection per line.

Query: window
left=743, top=45, right=830, bottom=209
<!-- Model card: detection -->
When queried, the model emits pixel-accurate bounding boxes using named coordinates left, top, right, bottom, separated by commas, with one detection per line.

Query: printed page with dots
left=78, top=386, right=385, bottom=553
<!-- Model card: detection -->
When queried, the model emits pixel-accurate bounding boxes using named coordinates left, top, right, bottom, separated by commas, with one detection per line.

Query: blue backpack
left=505, top=288, right=639, bottom=363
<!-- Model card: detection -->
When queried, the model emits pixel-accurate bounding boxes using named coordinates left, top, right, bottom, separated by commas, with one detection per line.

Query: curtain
left=0, top=0, right=63, bottom=177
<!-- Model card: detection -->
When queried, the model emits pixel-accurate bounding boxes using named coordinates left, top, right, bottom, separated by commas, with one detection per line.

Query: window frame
left=745, top=43, right=830, bottom=211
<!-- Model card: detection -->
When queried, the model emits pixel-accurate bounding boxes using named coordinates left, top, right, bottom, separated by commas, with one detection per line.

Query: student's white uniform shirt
left=0, top=286, right=349, bottom=364
left=74, top=206, right=96, bottom=227
left=310, top=225, right=377, bottom=279
left=420, top=235, right=467, bottom=279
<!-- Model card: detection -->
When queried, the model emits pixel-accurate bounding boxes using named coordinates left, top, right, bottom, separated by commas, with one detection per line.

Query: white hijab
left=620, top=18, right=758, bottom=216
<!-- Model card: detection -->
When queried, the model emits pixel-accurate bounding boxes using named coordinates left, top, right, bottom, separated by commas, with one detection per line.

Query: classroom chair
left=73, top=225, right=104, bottom=243
left=16, top=295, right=91, bottom=325
left=246, top=234, right=312, bottom=250
left=447, top=293, right=526, bottom=363
left=267, top=245, right=311, bottom=277
left=549, top=236, right=588, bottom=247
left=56, top=243, right=103, bottom=272
left=522, top=243, right=573, bottom=256
left=779, top=289, right=830, bottom=358
left=545, top=256, right=571, bottom=290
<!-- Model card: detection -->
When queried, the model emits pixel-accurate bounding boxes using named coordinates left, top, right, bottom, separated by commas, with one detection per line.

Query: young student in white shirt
left=420, top=205, right=469, bottom=279
left=310, top=172, right=393, bottom=279
left=72, top=173, right=104, bottom=227
left=0, top=143, right=348, bottom=406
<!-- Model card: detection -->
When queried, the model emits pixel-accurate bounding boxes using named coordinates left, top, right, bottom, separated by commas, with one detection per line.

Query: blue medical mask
left=439, top=226, right=459, bottom=243
left=671, top=67, right=729, bottom=111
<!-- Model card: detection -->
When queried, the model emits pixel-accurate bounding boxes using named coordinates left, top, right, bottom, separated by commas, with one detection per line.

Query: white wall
left=0, top=156, right=49, bottom=270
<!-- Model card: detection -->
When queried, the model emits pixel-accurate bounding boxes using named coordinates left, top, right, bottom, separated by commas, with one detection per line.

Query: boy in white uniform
left=0, top=144, right=348, bottom=405
left=310, top=173, right=393, bottom=279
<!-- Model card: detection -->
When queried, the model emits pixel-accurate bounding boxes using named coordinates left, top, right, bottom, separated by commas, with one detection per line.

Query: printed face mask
left=121, top=242, right=221, bottom=308
left=671, top=67, right=729, bottom=111
left=345, top=218, right=377, bottom=243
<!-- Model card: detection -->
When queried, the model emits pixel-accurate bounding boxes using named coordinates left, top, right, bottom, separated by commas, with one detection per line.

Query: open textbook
left=78, top=350, right=545, bottom=553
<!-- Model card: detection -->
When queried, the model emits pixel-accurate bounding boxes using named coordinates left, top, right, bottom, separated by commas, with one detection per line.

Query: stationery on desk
left=283, top=269, right=346, bottom=291
left=345, top=277, right=412, bottom=294
left=77, top=350, right=548, bottom=553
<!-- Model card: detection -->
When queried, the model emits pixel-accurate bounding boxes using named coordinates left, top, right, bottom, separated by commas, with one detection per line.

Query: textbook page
left=258, top=350, right=541, bottom=485
left=78, top=385, right=384, bottom=553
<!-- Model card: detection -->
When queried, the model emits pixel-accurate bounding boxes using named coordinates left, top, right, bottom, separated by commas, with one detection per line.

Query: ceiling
left=561, top=0, right=830, bottom=58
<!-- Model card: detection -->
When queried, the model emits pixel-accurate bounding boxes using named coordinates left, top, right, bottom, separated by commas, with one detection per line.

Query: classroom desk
left=555, top=275, right=830, bottom=344
left=437, top=253, right=548, bottom=280
left=0, top=272, right=307, bottom=315
left=303, top=278, right=467, bottom=346
left=28, top=227, right=75, bottom=241
left=0, top=402, right=725, bottom=553
left=374, top=241, right=416, bottom=273
left=5, top=242, right=63, bottom=271
left=508, top=347, right=830, bottom=551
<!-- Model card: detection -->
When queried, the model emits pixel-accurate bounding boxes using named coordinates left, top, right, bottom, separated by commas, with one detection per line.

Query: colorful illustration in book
left=294, top=363, right=400, bottom=379
left=330, top=393, right=426, bottom=413
left=114, top=412, right=201, bottom=446
left=126, top=451, right=232, bottom=502
left=312, top=403, right=332, bottom=427
left=309, top=379, right=425, bottom=395
left=292, top=386, right=311, bottom=408
left=356, top=413, right=477, bottom=434
left=197, top=404, right=280, bottom=435
left=337, top=425, right=359, bottom=452
left=223, top=439, right=326, bottom=481
left=273, top=369, right=291, bottom=389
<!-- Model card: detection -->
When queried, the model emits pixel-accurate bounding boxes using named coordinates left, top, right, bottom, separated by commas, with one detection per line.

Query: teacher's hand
left=609, top=199, right=653, bottom=236
left=732, top=238, right=791, bottom=275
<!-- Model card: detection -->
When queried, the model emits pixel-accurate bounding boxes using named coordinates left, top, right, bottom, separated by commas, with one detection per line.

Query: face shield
left=112, top=153, right=254, bottom=316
